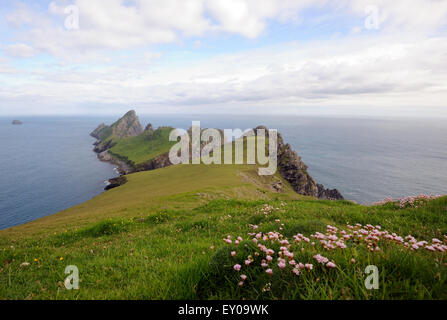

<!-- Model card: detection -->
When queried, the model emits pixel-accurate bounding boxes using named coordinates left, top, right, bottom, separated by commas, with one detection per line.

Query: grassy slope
left=108, top=127, right=176, bottom=166
left=0, top=160, right=446, bottom=299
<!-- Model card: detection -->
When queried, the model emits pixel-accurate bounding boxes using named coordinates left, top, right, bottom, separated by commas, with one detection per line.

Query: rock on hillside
left=254, top=126, right=344, bottom=200
left=90, top=110, right=143, bottom=141
left=91, top=110, right=144, bottom=153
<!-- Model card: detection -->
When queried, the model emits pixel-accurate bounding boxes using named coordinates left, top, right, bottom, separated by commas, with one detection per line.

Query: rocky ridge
left=91, top=112, right=343, bottom=200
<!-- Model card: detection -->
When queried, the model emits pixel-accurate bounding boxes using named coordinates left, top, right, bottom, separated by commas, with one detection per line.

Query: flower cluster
left=311, top=224, right=447, bottom=253
left=376, top=194, right=444, bottom=208
left=218, top=221, right=447, bottom=288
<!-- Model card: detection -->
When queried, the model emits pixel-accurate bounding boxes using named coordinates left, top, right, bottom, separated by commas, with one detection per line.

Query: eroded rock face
left=90, top=123, right=106, bottom=139
left=254, top=126, right=344, bottom=200
left=111, top=110, right=143, bottom=139
left=90, top=110, right=143, bottom=141
left=317, top=184, right=344, bottom=200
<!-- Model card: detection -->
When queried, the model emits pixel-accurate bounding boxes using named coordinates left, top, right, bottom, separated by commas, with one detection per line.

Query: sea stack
left=12, top=120, right=23, bottom=125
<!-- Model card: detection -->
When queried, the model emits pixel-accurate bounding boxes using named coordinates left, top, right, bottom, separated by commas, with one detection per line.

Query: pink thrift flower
left=326, top=262, right=336, bottom=269
left=240, top=275, right=247, bottom=281
left=245, top=260, right=252, bottom=266
left=293, top=268, right=300, bottom=276
left=234, top=264, right=241, bottom=272
left=266, top=269, right=273, bottom=275
left=231, top=251, right=236, bottom=257
left=305, top=263, right=313, bottom=270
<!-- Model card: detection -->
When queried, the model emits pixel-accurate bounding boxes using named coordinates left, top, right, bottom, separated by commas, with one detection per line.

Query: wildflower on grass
left=245, top=260, right=252, bottom=266
left=326, top=262, right=336, bottom=269
left=293, top=268, right=300, bottom=276
left=314, top=254, right=329, bottom=264
left=238, top=281, right=244, bottom=287
left=59, top=257, right=64, bottom=261
left=234, top=264, right=241, bottom=271
left=231, top=251, right=236, bottom=257
left=266, top=269, right=273, bottom=275
left=278, top=260, right=286, bottom=270
left=305, top=263, right=313, bottom=270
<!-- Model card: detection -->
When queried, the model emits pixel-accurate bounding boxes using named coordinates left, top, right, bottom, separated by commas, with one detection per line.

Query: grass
left=0, top=159, right=446, bottom=300
left=108, top=127, right=176, bottom=167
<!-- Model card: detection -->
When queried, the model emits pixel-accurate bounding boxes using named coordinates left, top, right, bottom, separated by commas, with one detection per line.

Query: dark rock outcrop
left=253, top=125, right=344, bottom=200
left=317, top=184, right=344, bottom=200
left=144, top=123, right=154, bottom=133
left=104, top=176, right=128, bottom=190
left=136, top=153, right=172, bottom=171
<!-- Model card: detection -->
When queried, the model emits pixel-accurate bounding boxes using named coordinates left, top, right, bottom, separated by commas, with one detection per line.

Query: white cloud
left=4, top=43, right=38, bottom=58
left=2, top=0, right=447, bottom=115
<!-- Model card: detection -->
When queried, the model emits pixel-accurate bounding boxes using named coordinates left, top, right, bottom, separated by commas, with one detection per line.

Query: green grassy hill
left=108, top=127, right=176, bottom=167
left=1, top=159, right=446, bottom=300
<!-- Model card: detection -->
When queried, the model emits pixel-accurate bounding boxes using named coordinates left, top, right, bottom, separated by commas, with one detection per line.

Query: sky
left=0, top=0, right=447, bottom=117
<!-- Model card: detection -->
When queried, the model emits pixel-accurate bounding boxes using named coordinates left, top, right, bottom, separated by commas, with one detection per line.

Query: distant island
left=12, top=120, right=23, bottom=125
left=91, top=110, right=344, bottom=200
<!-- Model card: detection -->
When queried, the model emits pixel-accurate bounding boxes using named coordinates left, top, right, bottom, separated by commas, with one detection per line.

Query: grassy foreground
left=0, top=163, right=446, bottom=300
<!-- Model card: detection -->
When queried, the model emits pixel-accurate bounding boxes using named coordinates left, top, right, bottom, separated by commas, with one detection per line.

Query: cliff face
left=90, top=110, right=143, bottom=141
left=91, top=110, right=143, bottom=154
left=254, top=126, right=344, bottom=200
left=111, top=110, right=144, bottom=139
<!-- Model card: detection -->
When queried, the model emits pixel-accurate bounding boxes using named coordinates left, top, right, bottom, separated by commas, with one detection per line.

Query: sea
left=1, top=114, right=446, bottom=230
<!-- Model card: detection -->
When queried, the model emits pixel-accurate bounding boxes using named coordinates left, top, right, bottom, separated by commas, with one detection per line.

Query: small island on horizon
left=12, top=120, right=23, bottom=125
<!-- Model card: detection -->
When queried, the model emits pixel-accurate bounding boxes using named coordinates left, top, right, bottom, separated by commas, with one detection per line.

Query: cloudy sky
left=1, top=0, right=447, bottom=116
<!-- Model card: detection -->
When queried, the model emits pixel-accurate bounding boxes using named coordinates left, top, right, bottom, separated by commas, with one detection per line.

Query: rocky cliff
left=91, top=110, right=143, bottom=153
left=254, top=126, right=344, bottom=200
